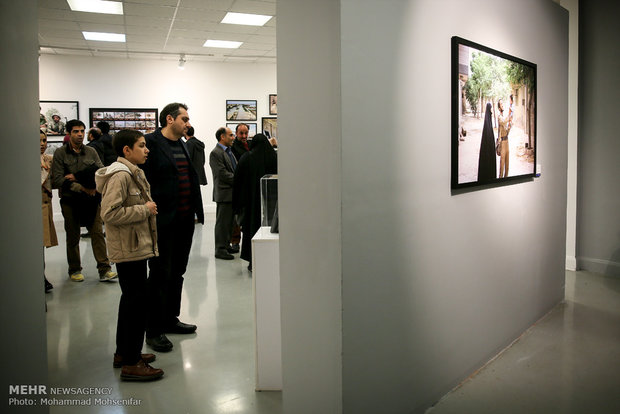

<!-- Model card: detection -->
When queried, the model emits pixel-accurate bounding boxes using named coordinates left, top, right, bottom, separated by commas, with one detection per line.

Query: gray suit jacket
left=209, top=144, right=236, bottom=202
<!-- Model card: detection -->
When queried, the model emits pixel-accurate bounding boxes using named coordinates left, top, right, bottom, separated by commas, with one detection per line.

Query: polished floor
left=428, top=270, right=620, bottom=414
left=45, top=213, right=282, bottom=414
left=45, top=214, right=620, bottom=413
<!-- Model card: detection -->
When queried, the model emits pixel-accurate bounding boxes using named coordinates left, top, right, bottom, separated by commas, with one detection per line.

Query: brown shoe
left=113, top=353, right=156, bottom=368
left=120, top=360, right=163, bottom=381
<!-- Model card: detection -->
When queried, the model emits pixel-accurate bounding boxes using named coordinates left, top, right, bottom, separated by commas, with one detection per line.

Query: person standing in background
left=96, top=121, right=118, bottom=166
left=51, top=119, right=117, bottom=283
left=209, top=127, right=237, bottom=260
left=184, top=126, right=208, bottom=186
left=41, top=130, right=57, bottom=292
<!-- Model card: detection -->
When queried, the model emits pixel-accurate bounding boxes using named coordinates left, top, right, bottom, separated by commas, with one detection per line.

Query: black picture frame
left=451, top=36, right=537, bottom=190
left=89, top=108, right=158, bottom=135
left=269, top=94, right=277, bottom=115
left=226, top=100, right=257, bottom=121
left=227, top=122, right=258, bottom=138
left=40, top=100, right=79, bottom=138
left=261, top=117, right=277, bottom=139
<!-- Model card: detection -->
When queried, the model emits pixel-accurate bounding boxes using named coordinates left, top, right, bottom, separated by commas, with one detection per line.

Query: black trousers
left=146, top=214, right=195, bottom=337
left=115, top=259, right=148, bottom=366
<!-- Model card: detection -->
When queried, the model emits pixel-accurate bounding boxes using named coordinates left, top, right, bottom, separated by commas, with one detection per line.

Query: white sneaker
left=100, top=271, right=118, bottom=282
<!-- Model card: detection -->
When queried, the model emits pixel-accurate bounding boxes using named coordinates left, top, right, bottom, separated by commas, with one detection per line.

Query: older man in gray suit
left=209, top=127, right=237, bottom=260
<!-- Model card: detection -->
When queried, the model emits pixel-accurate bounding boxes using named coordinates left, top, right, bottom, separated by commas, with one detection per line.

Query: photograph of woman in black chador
left=477, top=102, right=496, bottom=182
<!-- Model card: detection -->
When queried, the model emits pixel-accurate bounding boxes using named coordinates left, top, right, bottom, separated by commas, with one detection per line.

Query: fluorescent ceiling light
left=67, top=0, right=123, bottom=15
left=221, top=12, right=272, bottom=26
left=83, top=31, right=126, bottom=42
left=203, top=39, right=243, bottom=49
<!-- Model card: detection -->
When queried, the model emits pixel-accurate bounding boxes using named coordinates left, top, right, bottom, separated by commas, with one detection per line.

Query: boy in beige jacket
left=95, top=129, right=163, bottom=381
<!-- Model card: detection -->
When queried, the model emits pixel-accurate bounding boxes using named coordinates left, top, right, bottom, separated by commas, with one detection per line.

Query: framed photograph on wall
left=227, top=123, right=257, bottom=138
left=269, top=94, right=277, bottom=115
left=40, top=100, right=79, bottom=138
left=89, top=108, right=158, bottom=135
left=451, top=36, right=537, bottom=190
left=226, top=100, right=257, bottom=121
left=261, top=117, right=277, bottom=139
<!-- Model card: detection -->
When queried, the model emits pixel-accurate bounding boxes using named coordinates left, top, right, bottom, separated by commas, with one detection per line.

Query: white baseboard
left=565, top=255, right=577, bottom=271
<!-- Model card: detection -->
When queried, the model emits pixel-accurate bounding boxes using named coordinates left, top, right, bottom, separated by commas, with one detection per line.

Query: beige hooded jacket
left=95, top=157, right=158, bottom=263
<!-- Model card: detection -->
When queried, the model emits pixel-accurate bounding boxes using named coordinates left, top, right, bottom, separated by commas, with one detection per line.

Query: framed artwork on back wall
left=226, top=100, right=257, bottom=121
left=40, top=100, right=79, bottom=138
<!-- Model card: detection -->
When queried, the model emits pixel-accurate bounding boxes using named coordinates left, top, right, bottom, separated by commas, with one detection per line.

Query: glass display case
left=260, top=174, right=278, bottom=227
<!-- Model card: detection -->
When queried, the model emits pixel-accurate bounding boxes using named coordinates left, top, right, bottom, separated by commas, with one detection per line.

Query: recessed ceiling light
left=83, top=31, right=126, bottom=42
left=67, top=0, right=123, bottom=15
left=203, top=40, right=243, bottom=49
left=221, top=12, right=272, bottom=26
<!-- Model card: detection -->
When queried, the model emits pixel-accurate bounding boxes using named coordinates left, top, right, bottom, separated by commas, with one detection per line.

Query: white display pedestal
left=251, top=226, right=282, bottom=391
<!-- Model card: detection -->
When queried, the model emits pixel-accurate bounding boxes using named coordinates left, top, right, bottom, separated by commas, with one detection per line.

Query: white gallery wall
left=279, top=0, right=569, bottom=413
left=39, top=55, right=277, bottom=212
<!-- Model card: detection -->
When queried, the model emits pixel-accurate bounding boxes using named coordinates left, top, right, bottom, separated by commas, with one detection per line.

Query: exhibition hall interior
left=2, top=0, right=619, bottom=413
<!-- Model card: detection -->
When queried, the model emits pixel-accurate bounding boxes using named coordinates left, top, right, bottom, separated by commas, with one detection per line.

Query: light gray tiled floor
left=45, top=214, right=620, bottom=413
left=45, top=214, right=282, bottom=414
left=427, top=270, right=620, bottom=414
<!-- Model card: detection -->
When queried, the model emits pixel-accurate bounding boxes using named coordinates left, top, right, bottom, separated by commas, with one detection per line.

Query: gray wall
left=340, top=1, right=568, bottom=412
left=278, top=0, right=343, bottom=412
left=0, top=1, right=49, bottom=413
left=279, top=0, right=568, bottom=413
left=577, top=0, right=620, bottom=277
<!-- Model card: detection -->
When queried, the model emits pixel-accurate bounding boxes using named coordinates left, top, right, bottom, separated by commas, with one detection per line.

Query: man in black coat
left=96, top=120, right=118, bottom=166
left=140, top=103, right=204, bottom=352
left=184, top=126, right=208, bottom=186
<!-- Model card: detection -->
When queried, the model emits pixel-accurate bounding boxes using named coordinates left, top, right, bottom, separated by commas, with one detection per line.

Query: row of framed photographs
left=226, top=94, right=277, bottom=121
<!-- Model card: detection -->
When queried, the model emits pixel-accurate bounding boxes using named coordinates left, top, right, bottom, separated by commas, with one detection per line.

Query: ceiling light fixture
left=178, top=54, right=186, bottom=70
left=82, top=31, right=126, bottom=42
left=221, top=12, right=272, bottom=26
left=67, top=0, right=123, bottom=15
left=203, top=39, right=243, bottom=49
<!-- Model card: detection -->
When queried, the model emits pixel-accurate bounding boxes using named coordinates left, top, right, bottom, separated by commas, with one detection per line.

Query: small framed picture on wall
left=269, top=94, right=277, bottom=115
left=226, top=100, right=257, bottom=121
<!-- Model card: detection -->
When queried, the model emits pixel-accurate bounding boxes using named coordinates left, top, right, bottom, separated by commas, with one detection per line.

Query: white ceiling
left=38, top=0, right=277, bottom=63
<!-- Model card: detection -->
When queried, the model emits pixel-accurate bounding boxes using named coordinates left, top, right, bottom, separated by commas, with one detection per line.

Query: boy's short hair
left=112, top=129, right=144, bottom=157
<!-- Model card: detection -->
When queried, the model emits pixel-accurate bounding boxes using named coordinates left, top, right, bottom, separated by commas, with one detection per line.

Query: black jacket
left=140, top=129, right=204, bottom=226
left=185, top=136, right=208, bottom=185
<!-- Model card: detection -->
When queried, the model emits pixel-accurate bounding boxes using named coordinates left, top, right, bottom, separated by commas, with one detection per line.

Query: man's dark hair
left=186, top=126, right=195, bottom=137
left=215, top=127, right=226, bottom=142
left=65, top=119, right=85, bottom=134
left=112, top=129, right=144, bottom=157
left=96, top=121, right=111, bottom=134
left=88, top=128, right=102, bottom=141
left=159, top=102, right=188, bottom=128
left=235, top=123, right=249, bottom=134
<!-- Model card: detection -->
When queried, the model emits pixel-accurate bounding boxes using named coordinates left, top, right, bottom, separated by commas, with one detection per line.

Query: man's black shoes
left=227, top=244, right=240, bottom=254
left=165, top=321, right=197, bottom=334
left=146, top=334, right=173, bottom=352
